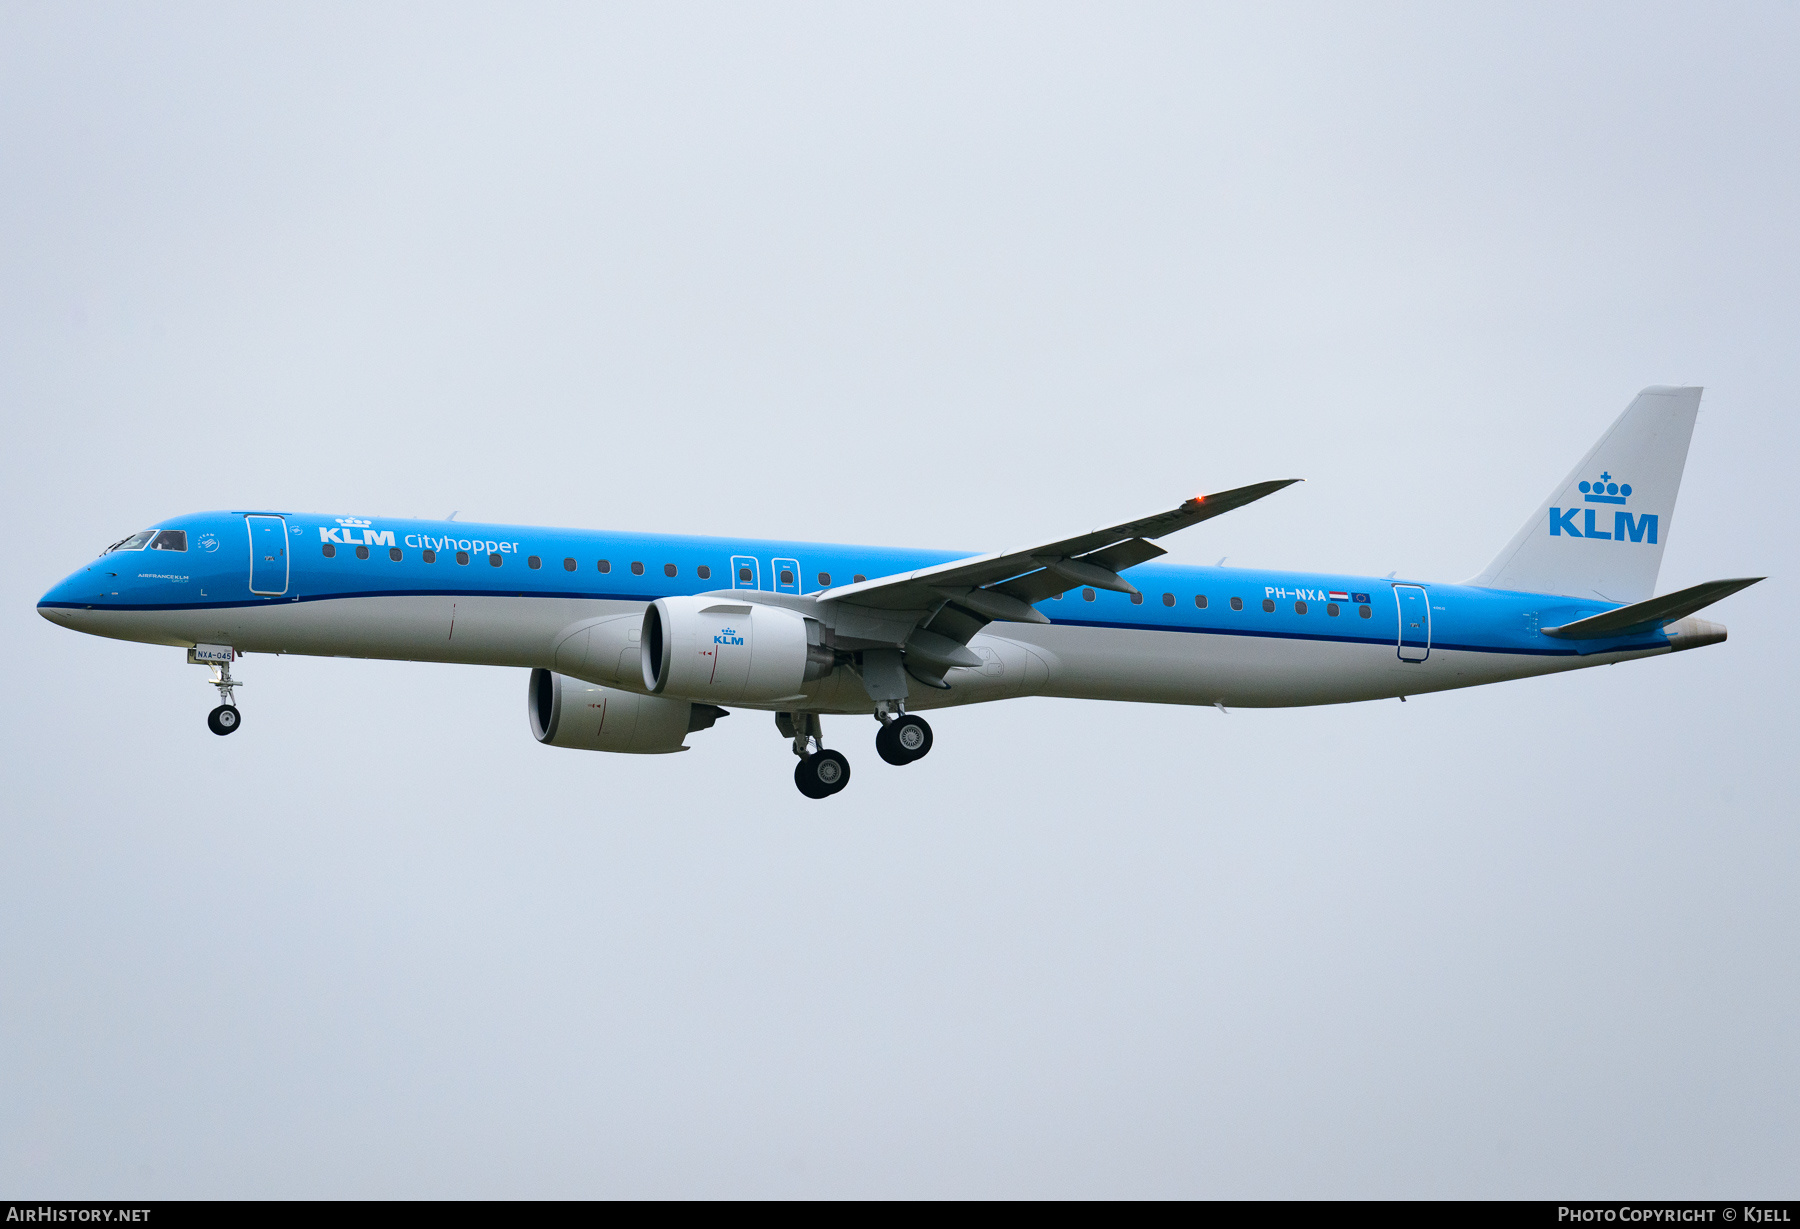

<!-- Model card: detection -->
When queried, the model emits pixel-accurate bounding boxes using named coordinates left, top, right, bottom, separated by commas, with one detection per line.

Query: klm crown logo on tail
left=1549, top=472, right=1657, bottom=544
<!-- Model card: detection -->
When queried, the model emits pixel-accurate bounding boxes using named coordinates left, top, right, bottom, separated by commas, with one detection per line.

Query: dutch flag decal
left=1328, top=590, right=1350, bottom=602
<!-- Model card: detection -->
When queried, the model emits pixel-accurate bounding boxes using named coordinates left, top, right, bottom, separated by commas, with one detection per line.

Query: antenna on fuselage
left=447, top=511, right=459, bottom=521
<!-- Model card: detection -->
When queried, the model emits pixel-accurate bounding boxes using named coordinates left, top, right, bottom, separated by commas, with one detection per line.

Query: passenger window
left=780, top=569, right=794, bottom=585
left=355, top=544, right=369, bottom=560
left=1262, top=599, right=1275, bottom=612
left=1052, top=592, right=1063, bottom=600
left=1162, top=593, right=1175, bottom=607
left=1229, top=596, right=1242, bottom=611
left=527, top=555, right=540, bottom=569
left=1130, top=592, right=1143, bottom=605
left=697, top=565, right=711, bottom=580
left=818, top=572, right=831, bottom=587
left=422, top=549, right=436, bottom=563
left=150, top=530, right=187, bottom=551
left=630, top=562, right=644, bottom=576
left=1294, top=600, right=1307, bottom=614
left=489, top=552, right=502, bottom=566
left=390, top=547, right=403, bottom=561
left=854, top=574, right=866, bottom=583
left=1358, top=604, right=1372, bottom=618
left=1196, top=595, right=1209, bottom=609
left=737, top=567, right=753, bottom=583
left=665, top=563, right=678, bottom=578
left=456, top=551, right=470, bottom=565
left=322, top=543, right=336, bottom=558
left=1326, top=602, right=1340, bottom=617
left=562, top=557, right=575, bottom=571
left=1082, top=588, right=1096, bottom=601
left=598, top=560, right=610, bottom=573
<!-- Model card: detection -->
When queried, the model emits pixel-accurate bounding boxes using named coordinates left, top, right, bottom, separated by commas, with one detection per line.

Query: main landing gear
left=874, top=708, right=932, bottom=766
left=776, top=707, right=935, bottom=798
left=779, top=712, right=851, bottom=800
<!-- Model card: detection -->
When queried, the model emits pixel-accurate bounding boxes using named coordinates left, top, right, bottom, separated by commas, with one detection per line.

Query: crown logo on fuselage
left=335, top=517, right=373, bottom=528
left=1578, top=473, right=1632, bottom=505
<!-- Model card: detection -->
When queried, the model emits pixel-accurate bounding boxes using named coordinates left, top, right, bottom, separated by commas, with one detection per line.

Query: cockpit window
left=150, top=530, right=187, bottom=552
left=104, top=530, right=155, bottom=554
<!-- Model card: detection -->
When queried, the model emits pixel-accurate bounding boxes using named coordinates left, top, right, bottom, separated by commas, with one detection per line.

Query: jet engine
left=528, top=668, right=725, bottom=755
left=641, top=596, right=833, bottom=703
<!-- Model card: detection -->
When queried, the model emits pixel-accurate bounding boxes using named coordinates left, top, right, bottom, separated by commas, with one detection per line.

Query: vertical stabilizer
left=1470, top=387, right=1701, bottom=602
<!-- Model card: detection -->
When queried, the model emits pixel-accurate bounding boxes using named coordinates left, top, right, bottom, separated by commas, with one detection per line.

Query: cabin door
left=247, top=515, right=289, bottom=596
left=772, top=557, right=801, bottom=595
left=1394, top=585, right=1430, bottom=662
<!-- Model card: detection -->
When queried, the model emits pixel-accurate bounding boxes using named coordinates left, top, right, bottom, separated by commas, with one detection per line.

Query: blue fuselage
left=39, top=510, right=1676, bottom=710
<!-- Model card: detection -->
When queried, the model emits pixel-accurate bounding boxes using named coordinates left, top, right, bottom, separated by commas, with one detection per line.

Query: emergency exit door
left=1394, top=584, right=1430, bottom=662
left=247, top=515, right=289, bottom=595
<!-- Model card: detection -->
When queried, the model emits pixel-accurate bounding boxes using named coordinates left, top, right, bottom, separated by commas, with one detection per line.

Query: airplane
left=37, top=387, right=1761, bottom=798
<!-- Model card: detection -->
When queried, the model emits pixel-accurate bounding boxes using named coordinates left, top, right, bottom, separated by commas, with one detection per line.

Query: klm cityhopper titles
left=38, top=388, right=1761, bottom=798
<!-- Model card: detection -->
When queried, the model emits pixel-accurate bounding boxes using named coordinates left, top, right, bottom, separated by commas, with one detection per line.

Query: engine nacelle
left=641, top=596, right=833, bottom=703
left=528, top=668, right=724, bottom=755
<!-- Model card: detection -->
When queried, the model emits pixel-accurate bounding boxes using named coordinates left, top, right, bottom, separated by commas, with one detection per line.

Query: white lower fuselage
left=44, top=591, right=1662, bottom=714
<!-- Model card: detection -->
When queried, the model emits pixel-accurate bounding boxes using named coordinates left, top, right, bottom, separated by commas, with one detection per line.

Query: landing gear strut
left=777, top=712, right=851, bottom=799
left=197, top=651, right=243, bottom=736
left=875, top=708, right=932, bottom=765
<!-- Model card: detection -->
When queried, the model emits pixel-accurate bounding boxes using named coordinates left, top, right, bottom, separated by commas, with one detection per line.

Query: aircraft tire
left=893, top=715, right=932, bottom=762
left=794, top=756, right=828, bottom=798
left=208, top=704, right=241, bottom=736
left=796, top=750, right=850, bottom=797
left=875, top=723, right=910, bottom=766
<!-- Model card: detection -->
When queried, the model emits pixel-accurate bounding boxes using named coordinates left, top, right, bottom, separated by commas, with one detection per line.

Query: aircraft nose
left=38, top=568, right=104, bottom=626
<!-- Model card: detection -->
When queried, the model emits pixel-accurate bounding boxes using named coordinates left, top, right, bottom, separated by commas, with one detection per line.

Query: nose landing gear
left=192, top=647, right=244, bottom=736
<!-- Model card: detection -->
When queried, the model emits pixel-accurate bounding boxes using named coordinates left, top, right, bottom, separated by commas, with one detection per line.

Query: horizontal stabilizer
left=1542, top=577, right=1762, bottom=639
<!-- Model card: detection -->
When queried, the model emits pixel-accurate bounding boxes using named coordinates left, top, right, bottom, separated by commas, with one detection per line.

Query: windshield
left=103, top=530, right=155, bottom=554
left=150, top=530, right=187, bottom=552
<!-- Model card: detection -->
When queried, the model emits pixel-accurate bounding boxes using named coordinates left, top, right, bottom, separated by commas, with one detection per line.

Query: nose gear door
left=1394, top=584, right=1430, bottom=662
left=247, top=515, right=289, bottom=595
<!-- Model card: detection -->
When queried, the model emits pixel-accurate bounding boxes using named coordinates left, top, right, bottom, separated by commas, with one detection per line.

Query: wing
left=824, top=479, right=1299, bottom=612
left=815, top=479, right=1299, bottom=686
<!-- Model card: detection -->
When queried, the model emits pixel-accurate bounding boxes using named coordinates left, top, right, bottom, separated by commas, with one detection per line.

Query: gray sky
left=2, top=2, right=1795, bottom=1197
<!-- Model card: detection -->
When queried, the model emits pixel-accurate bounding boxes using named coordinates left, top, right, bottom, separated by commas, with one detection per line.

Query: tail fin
left=1470, top=386, right=1702, bottom=602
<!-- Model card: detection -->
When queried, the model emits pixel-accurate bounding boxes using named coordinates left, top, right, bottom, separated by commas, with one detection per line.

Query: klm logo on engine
left=1549, top=473, right=1657, bottom=543
left=319, top=516, right=396, bottom=548
left=714, top=627, right=744, bottom=646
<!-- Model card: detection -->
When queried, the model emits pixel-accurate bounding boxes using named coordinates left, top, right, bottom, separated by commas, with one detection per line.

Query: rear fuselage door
left=731, top=555, right=760, bottom=591
left=772, top=557, right=801, bottom=595
left=1394, top=584, right=1430, bottom=662
left=247, top=515, right=289, bottom=595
